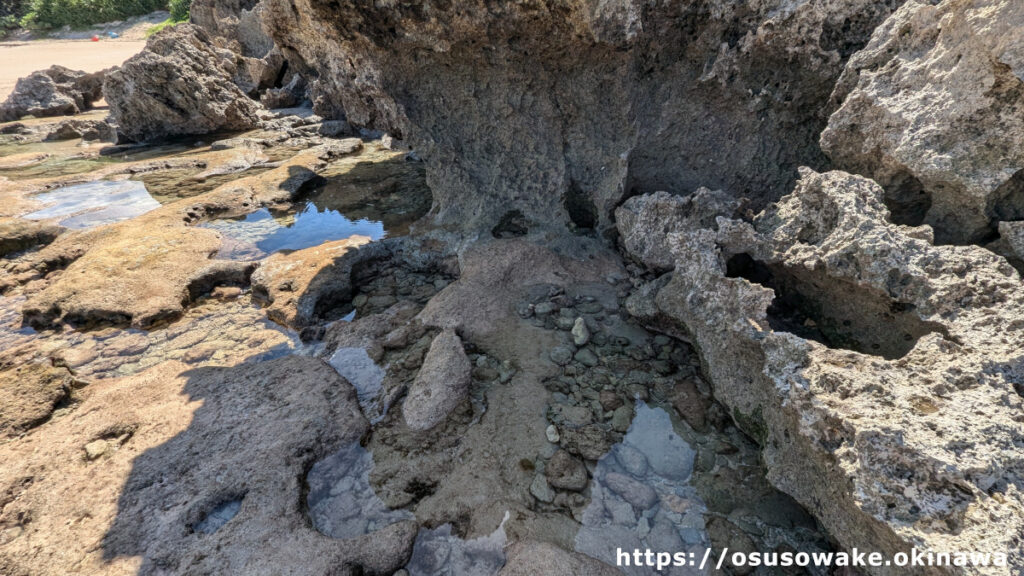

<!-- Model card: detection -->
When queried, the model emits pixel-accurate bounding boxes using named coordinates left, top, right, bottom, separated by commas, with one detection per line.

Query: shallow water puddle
left=23, top=180, right=159, bottom=229
left=200, top=150, right=432, bottom=260
left=201, top=204, right=386, bottom=260
left=328, top=347, right=387, bottom=423
left=193, top=499, right=243, bottom=535
left=306, top=442, right=415, bottom=539
left=576, top=402, right=709, bottom=576
left=407, top=512, right=509, bottom=576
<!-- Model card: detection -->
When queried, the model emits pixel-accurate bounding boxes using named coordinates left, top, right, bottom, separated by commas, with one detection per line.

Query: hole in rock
left=564, top=181, right=598, bottom=232
left=882, top=173, right=931, bottom=228
left=992, top=169, right=1024, bottom=224
left=491, top=210, right=529, bottom=238
left=726, top=253, right=945, bottom=359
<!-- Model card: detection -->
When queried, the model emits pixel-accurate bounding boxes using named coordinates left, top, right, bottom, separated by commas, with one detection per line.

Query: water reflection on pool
left=23, top=180, right=160, bottom=229
left=200, top=204, right=386, bottom=260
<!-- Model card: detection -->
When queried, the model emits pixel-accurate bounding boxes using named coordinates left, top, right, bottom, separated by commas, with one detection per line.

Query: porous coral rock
left=822, top=0, right=1024, bottom=244
left=620, top=170, right=1024, bottom=574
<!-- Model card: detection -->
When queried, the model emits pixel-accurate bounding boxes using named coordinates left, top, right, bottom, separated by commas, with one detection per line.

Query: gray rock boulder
left=0, top=65, right=106, bottom=122
left=104, top=24, right=264, bottom=142
left=822, top=0, right=1024, bottom=244
left=403, top=329, right=471, bottom=430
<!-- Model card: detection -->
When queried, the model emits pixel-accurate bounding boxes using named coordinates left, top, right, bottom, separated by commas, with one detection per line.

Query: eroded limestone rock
left=21, top=140, right=361, bottom=329
left=0, top=363, right=73, bottom=437
left=0, top=66, right=106, bottom=122
left=822, top=0, right=1024, bottom=244
left=104, top=24, right=264, bottom=142
left=250, top=235, right=373, bottom=329
left=262, top=0, right=904, bottom=232
left=620, top=171, right=1024, bottom=574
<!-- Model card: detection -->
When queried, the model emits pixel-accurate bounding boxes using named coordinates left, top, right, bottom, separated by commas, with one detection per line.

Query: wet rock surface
left=3, top=0, right=1024, bottom=573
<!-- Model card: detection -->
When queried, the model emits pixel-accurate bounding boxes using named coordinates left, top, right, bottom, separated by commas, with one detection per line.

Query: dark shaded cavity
left=491, top=210, right=529, bottom=239
left=726, top=253, right=945, bottom=359
left=883, top=173, right=932, bottom=228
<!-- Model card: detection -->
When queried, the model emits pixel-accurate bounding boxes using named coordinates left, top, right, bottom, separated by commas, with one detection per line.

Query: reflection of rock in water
left=407, top=511, right=509, bottom=576
left=24, top=180, right=160, bottom=229
left=576, top=402, right=708, bottom=576
left=201, top=205, right=386, bottom=261
left=328, top=347, right=386, bottom=423
left=306, top=442, right=414, bottom=539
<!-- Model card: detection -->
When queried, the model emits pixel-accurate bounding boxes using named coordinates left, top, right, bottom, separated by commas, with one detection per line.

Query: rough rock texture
left=822, top=0, right=1024, bottom=244
left=0, top=357, right=418, bottom=576
left=0, top=66, right=106, bottom=122
left=0, top=217, right=62, bottom=258
left=104, top=24, right=264, bottom=142
left=22, top=140, right=360, bottom=328
left=43, top=118, right=117, bottom=142
left=499, top=541, right=620, bottom=576
left=250, top=235, right=373, bottom=329
left=403, top=328, right=472, bottom=431
left=261, top=0, right=905, bottom=233
left=0, top=363, right=73, bottom=438
left=619, top=171, right=1024, bottom=574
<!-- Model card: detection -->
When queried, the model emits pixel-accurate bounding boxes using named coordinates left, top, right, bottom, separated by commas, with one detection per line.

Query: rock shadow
left=101, top=355, right=417, bottom=575
left=726, top=253, right=945, bottom=359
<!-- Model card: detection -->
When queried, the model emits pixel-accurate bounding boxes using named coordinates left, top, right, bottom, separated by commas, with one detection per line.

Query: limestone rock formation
left=822, top=0, right=1024, bottom=244
left=0, top=357, right=418, bottom=576
left=0, top=363, right=73, bottom=438
left=261, top=0, right=905, bottom=233
left=0, top=65, right=106, bottom=122
left=403, top=328, right=472, bottom=431
left=250, top=235, right=373, bottom=329
left=0, top=217, right=62, bottom=258
left=22, top=141, right=360, bottom=329
left=103, top=24, right=264, bottom=142
left=619, top=171, right=1024, bottom=574
left=499, top=541, right=620, bottom=576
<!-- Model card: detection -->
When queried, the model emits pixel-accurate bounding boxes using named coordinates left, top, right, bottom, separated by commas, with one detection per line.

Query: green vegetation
left=167, top=0, right=188, bottom=22
left=18, top=0, right=168, bottom=29
left=145, top=16, right=175, bottom=36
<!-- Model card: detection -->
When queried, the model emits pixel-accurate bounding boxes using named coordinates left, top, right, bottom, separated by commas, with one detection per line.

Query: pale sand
left=0, top=40, right=146, bottom=101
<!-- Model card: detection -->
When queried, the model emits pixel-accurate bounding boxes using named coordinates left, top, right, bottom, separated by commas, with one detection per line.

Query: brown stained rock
left=0, top=217, right=62, bottom=258
left=822, top=0, right=1024, bottom=244
left=250, top=235, right=373, bottom=329
left=0, top=357, right=417, bottom=575
left=21, top=140, right=360, bottom=329
left=620, top=170, right=1024, bottom=574
left=403, top=329, right=471, bottom=431
left=0, top=363, right=73, bottom=437
left=670, top=377, right=710, bottom=433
